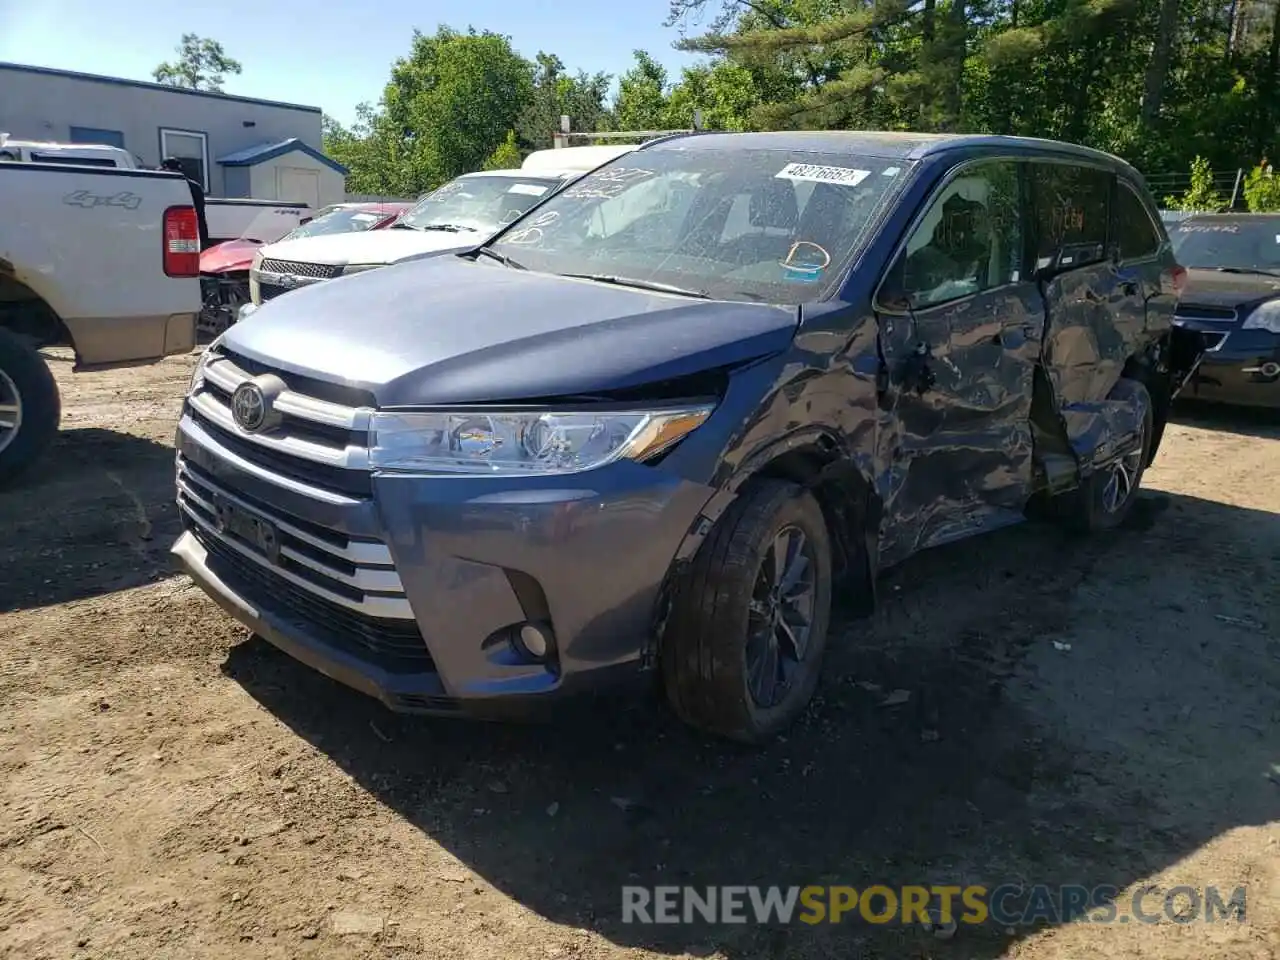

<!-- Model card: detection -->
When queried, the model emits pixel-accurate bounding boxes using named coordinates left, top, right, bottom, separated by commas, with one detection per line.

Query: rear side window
left=1112, top=181, right=1162, bottom=260
left=1031, top=163, right=1110, bottom=271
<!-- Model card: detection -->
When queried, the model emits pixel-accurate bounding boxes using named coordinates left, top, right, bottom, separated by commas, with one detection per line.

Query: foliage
left=1164, top=157, right=1226, bottom=212
left=483, top=130, right=524, bottom=170
left=1243, top=162, right=1280, bottom=212
left=515, top=53, right=612, bottom=149
left=323, top=0, right=1280, bottom=196
left=153, top=34, right=242, bottom=92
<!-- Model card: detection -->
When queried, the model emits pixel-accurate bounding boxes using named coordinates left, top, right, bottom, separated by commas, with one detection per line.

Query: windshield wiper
left=1213, top=266, right=1280, bottom=277
left=388, top=222, right=419, bottom=230
left=417, top=223, right=473, bottom=233
left=475, top=246, right=526, bottom=270
left=557, top=273, right=710, bottom=299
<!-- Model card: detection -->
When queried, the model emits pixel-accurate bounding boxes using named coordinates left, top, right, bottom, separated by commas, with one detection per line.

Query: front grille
left=177, top=457, right=433, bottom=674
left=188, top=348, right=373, bottom=498
left=258, top=282, right=292, bottom=303
left=259, top=258, right=343, bottom=280
left=1175, top=304, right=1237, bottom=322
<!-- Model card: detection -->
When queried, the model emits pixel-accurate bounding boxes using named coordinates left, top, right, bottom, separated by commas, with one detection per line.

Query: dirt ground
left=1, top=348, right=1277, bottom=960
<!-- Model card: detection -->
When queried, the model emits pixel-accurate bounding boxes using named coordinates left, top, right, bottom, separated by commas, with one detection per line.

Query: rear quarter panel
left=0, top=164, right=201, bottom=362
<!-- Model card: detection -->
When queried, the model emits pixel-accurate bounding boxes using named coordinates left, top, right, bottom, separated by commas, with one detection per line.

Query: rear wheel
left=0, top=327, right=60, bottom=486
left=1057, top=376, right=1153, bottom=532
left=661, top=479, right=833, bottom=743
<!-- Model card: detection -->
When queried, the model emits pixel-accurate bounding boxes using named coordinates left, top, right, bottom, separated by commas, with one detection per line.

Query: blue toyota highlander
left=173, top=132, right=1201, bottom=742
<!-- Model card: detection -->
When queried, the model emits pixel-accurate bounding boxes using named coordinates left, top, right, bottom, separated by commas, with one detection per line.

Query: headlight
left=190, top=340, right=218, bottom=391
left=248, top=249, right=264, bottom=305
left=1242, top=300, right=1280, bottom=333
left=368, top=406, right=714, bottom=476
left=340, top=263, right=383, bottom=277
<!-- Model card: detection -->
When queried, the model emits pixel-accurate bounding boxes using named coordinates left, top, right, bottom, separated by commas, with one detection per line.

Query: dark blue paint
left=175, top=132, right=1194, bottom=718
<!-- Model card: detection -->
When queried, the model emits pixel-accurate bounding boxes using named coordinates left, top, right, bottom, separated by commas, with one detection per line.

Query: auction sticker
left=507, top=183, right=549, bottom=196
left=776, top=163, right=871, bottom=186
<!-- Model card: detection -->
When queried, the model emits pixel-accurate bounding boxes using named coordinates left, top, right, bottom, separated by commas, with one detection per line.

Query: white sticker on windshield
left=776, top=163, right=871, bottom=186
left=351, top=213, right=379, bottom=223
left=882, top=166, right=901, bottom=176
left=508, top=183, right=549, bottom=197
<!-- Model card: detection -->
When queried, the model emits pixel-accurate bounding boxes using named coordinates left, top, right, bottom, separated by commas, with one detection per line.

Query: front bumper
left=172, top=414, right=714, bottom=717
left=1180, top=329, right=1280, bottom=408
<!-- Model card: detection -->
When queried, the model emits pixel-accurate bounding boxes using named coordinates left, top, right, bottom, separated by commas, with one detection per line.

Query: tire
left=0, top=327, right=61, bottom=487
left=1057, top=376, right=1153, bottom=533
left=661, top=478, right=833, bottom=743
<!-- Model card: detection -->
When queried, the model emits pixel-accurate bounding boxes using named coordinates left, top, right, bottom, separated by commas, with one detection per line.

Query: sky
left=0, top=0, right=710, bottom=127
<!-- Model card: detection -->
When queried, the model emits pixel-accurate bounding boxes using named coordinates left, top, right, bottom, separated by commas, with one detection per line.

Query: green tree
left=483, top=130, right=524, bottom=170
left=153, top=34, right=242, bottom=91
left=381, top=26, right=534, bottom=189
left=1243, top=161, right=1280, bottom=211
left=1165, top=157, right=1227, bottom=212
left=665, top=61, right=762, bottom=130
left=614, top=50, right=671, bottom=130
left=515, top=53, right=613, bottom=148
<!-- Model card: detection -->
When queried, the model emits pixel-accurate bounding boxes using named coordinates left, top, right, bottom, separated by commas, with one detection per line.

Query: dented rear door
left=1031, top=162, right=1147, bottom=461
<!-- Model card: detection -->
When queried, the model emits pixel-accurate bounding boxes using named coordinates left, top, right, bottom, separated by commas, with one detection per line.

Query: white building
left=0, top=61, right=347, bottom=207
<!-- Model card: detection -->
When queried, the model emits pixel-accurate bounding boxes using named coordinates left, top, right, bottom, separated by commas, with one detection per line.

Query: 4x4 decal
left=62, top=189, right=143, bottom=211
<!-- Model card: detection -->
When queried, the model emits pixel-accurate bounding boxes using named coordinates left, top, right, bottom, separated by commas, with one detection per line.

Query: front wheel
left=661, top=479, right=833, bottom=743
left=0, top=327, right=61, bottom=487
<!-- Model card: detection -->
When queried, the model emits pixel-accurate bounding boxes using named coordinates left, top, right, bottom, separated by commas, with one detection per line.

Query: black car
left=174, top=132, right=1201, bottom=743
left=1170, top=213, right=1280, bottom=408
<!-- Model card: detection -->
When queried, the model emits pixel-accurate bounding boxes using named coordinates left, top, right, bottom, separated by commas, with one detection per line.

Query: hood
left=201, top=239, right=262, bottom=275
left=1179, top=267, right=1280, bottom=309
left=223, top=257, right=798, bottom=406
left=257, top=227, right=478, bottom=267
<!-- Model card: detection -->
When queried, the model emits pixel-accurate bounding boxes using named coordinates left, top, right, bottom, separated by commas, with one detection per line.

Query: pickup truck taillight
left=163, top=206, right=201, bottom=277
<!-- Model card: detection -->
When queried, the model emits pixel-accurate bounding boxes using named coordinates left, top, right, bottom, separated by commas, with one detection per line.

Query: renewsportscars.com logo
left=621, top=884, right=1247, bottom=927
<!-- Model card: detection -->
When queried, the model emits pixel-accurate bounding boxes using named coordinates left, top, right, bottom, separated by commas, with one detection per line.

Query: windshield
left=1171, top=218, right=1280, bottom=272
left=397, top=174, right=562, bottom=235
left=488, top=146, right=914, bottom=303
left=282, top=206, right=390, bottom=241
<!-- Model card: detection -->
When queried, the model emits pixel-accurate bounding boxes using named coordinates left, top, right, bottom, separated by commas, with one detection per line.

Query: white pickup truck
left=0, top=138, right=310, bottom=245
left=0, top=156, right=202, bottom=482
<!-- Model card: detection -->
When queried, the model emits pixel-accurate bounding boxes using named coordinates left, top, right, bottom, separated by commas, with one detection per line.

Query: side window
left=889, top=160, right=1025, bottom=309
left=1112, top=181, right=1162, bottom=261
left=1031, top=163, right=1110, bottom=272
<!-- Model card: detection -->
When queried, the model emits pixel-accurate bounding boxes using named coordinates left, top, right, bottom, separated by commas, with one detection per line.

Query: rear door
left=874, top=157, right=1043, bottom=561
left=1110, top=177, right=1176, bottom=337
left=1030, top=161, right=1137, bottom=460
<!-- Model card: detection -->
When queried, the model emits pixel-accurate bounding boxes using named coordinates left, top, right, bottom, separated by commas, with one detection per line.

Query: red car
left=198, top=201, right=412, bottom=337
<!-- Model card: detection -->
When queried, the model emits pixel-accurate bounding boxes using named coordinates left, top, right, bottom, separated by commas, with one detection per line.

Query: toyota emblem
left=231, top=381, right=268, bottom=432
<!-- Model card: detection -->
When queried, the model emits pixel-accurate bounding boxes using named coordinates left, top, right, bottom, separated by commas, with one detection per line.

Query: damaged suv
left=173, top=132, right=1199, bottom=742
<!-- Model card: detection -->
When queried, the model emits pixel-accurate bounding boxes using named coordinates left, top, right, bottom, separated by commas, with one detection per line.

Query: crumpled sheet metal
left=1040, top=268, right=1154, bottom=457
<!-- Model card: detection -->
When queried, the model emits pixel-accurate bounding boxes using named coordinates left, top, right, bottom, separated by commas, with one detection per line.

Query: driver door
left=874, top=158, right=1045, bottom=564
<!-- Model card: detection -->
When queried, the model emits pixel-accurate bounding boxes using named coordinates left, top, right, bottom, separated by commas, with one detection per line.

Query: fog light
left=517, top=623, right=551, bottom=659
left=1261, top=362, right=1280, bottom=378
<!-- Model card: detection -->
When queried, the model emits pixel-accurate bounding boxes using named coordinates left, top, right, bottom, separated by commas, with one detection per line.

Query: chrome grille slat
left=258, top=258, right=342, bottom=280
left=188, top=390, right=369, bottom=471
left=178, top=415, right=359, bottom=506
left=177, top=468, right=392, bottom=567
left=177, top=497, right=414, bottom=620
left=203, top=355, right=370, bottom=431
